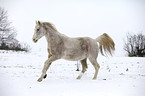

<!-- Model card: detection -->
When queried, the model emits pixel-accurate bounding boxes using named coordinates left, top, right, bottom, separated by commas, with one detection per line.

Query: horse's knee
left=82, top=67, right=87, bottom=73
left=81, top=62, right=87, bottom=73
left=81, top=58, right=88, bottom=68
left=97, top=64, right=100, bottom=69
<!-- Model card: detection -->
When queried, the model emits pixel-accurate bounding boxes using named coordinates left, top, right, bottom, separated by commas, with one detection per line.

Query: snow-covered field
left=0, top=51, right=145, bottom=96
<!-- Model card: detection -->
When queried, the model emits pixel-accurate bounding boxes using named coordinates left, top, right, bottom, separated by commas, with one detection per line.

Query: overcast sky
left=1, top=0, right=145, bottom=56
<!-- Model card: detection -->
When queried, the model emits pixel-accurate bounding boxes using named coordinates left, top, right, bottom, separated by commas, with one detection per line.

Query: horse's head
left=33, top=20, right=46, bottom=43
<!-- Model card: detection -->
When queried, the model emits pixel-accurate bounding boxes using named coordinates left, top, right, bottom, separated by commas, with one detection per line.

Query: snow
left=0, top=51, right=145, bottom=96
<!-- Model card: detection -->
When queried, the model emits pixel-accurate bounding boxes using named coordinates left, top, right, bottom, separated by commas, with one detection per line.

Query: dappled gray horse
left=33, top=21, right=115, bottom=82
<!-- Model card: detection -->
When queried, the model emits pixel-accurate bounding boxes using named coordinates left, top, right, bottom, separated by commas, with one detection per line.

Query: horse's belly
left=62, top=50, right=87, bottom=61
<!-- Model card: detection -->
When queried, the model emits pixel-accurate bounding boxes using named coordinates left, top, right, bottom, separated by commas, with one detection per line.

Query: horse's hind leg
left=89, top=58, right=100, bottom=79
left=77, top=58, right=88, bottom=79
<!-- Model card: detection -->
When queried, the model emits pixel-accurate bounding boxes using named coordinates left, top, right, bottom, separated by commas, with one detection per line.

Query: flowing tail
left=96, top=33, right=115, bottom=56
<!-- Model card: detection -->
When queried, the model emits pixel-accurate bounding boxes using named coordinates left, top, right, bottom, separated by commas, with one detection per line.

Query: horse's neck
left=45, top=30, right=62, bottom=46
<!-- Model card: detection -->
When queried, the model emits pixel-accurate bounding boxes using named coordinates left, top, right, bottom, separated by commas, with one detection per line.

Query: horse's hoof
left=43, top=74, right=47, bottom=79
left=76, top=76, right=81, bottom=80
left=37, top=78, right=42, bottom=82
left=93, top=77, right=97, bottom=80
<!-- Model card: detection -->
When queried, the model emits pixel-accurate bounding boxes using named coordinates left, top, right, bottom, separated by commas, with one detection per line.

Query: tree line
left=0, top=7, right=30, bottom=52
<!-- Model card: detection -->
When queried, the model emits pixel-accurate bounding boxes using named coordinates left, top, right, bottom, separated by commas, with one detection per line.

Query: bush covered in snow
left=124, top=33, right=145, bottom=57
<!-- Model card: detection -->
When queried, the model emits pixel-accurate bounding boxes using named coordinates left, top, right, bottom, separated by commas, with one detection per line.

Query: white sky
left=1, top=0, right=145, bottom=56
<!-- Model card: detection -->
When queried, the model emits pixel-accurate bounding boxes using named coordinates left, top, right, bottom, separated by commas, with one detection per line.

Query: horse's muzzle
left=33, top=39, right=38, bottom=43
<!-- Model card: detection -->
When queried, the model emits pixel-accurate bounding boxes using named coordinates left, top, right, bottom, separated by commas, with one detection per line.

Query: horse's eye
left=37, top=29, right=39, bottom=31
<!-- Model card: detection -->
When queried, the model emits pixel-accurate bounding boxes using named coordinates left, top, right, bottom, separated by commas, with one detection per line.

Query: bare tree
left=0, top=7, right=30, bottom=52
left=124, top=33, right=145, bottom=57
left=0, top=7, right=18, bottom=48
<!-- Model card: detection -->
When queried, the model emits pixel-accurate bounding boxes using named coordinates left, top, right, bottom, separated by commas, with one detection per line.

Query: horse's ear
left=38, top=20, right=41, bottom=25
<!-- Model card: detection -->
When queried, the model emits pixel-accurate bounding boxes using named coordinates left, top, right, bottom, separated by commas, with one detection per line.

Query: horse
left=32, top=20, right=115, bottom=82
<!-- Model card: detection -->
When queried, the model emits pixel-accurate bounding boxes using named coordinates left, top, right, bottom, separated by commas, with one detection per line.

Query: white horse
left=33, top=21, right=115, bottom=82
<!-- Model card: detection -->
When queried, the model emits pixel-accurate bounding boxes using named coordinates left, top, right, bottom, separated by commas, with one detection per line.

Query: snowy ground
left=0, top=51, right=145, bottom=96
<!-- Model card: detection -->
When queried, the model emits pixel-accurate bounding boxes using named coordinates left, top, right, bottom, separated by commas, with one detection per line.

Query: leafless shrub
left=124, top=33, right=145, bottom=57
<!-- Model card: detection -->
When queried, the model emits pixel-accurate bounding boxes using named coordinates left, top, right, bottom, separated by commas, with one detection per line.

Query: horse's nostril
left=33, top=39, right=38, bottom=43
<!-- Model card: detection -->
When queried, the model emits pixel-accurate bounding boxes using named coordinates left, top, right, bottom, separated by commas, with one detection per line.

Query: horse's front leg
left=37, top=55, right=57, bottom=82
